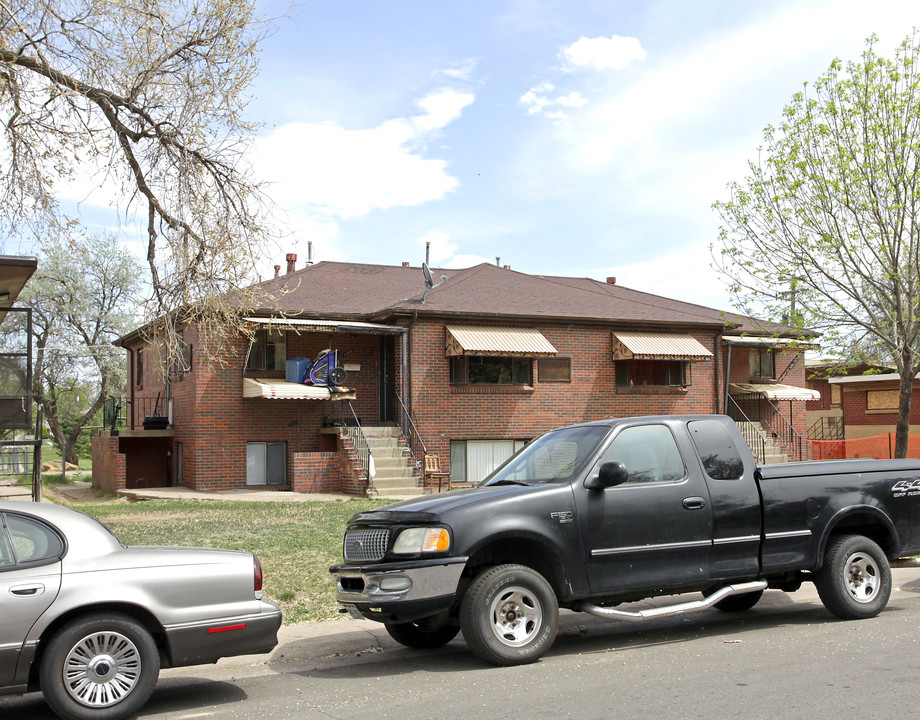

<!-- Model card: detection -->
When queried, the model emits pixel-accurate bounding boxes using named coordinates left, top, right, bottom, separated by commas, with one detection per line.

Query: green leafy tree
left=0, top=0, right=273, bottom=365
left=714, top=33, right=920, bottom=459
left=18, top=233, right=141, bottom=465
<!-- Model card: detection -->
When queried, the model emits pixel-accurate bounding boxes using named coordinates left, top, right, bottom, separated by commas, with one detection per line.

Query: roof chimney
left=606, top=277, right=616, bottom=285
left=286, top=253, right=297, bottom=274
left=503, top=265, right=511, bottom=270
left=274, top=265, right=281, bottom=278
left=402, top=261, right=410, bottom=267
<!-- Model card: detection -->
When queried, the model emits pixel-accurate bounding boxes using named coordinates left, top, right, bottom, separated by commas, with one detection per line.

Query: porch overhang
left=722, top=335, right=821, bottom=350
left=445, top=326, right=557, bottom=357
left=243, top=378, right=356, bottom=400
left=241, top=317, right=404, bottom=335
left=730, top=382, right=820, bottom=401
left=611, top=331, right=713, bottom=362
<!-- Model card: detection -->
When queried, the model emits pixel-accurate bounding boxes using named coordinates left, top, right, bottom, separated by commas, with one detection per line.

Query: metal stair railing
left=340, top=402, right=372, bottom=490
left=760, top=398, right=806, bottom=461
left=395, top=393, right=427, bottom=472
left=725, top=395, right=767, bottom=464
left=807, top=416, right=843, bottom=441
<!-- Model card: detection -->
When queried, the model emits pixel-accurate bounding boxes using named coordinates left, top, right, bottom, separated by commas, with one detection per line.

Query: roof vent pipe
left=426, top=241, right=430, bottom=265
left=307, top=241, right=314, bottom=265
left=496, top=256, right=500, bottom=266
left=286, top=254, right=296, bottom=274
left=607, top=277, right=616, bottom=285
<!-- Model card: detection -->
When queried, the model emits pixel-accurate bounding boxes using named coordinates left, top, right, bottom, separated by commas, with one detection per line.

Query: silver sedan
left=0, top=501, right=282, bottom=720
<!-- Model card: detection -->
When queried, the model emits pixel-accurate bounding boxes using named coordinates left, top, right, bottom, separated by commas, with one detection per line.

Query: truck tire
left=460, top=564, right=558, bottom=666
left=704, top=588, right=764, bottom=612
left=814, top=534, right=891, bottom=620
left=39, top=612, right=159, bottom=720
left=385, top=621, right=460, bottom=648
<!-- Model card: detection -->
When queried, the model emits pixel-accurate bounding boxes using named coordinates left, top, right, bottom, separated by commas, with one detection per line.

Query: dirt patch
left=44, top=484, right=125, bottom=505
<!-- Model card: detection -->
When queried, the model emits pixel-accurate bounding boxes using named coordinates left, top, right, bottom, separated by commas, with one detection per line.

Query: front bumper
left=330, top=557, right=467, bottom=623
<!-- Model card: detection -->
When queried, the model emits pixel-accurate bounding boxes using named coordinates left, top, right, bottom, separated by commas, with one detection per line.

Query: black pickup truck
left=330, top=415, right=920, bottom=665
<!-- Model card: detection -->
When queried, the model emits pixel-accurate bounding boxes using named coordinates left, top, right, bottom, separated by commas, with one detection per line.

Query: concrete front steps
left=735, top=421, right=789, bottom=465
left=362, top=426, right=424, bottom=498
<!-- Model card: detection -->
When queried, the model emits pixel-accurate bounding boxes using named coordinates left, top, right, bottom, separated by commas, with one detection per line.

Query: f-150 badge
left=551, top=511, right=574, bottom=524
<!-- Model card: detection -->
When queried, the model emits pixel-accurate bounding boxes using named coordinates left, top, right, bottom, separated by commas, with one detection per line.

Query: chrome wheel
left=844, top=552, right=881, bottom=603
left=488, top=584, right=544, bottom=647
left=62, top=631, right=141, bottom=708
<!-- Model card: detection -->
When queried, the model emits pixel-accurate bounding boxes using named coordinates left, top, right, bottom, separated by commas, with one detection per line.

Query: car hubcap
left=488, top=585, right=542, bottom=647
left=844, top=552, right=880, bottom=603
left=63, top=631, right=141, bottom=707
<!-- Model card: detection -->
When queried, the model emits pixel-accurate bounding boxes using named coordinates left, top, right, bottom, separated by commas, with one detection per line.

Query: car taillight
left=254, top=555, right=264, bottom=599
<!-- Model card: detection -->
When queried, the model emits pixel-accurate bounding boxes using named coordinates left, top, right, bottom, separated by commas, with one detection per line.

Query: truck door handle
left=11, top=583, right=45, bottom=597
left=682, top=497, right=706, bottom=510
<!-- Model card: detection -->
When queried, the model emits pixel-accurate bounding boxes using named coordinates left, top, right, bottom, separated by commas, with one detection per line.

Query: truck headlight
left=392, top=527, right=450, bottom=555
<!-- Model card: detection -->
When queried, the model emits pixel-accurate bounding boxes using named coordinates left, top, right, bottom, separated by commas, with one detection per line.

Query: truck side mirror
left=585, top=461, right=629, bottom=490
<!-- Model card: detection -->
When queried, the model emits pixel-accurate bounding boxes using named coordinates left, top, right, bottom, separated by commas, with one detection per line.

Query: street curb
left=211, top=564, right=920, bottom=670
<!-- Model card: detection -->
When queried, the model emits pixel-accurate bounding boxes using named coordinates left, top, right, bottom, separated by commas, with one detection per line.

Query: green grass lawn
left=65, top=498, right=391, bottom=625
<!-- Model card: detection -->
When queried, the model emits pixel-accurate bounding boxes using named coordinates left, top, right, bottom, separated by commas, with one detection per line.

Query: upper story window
left=450, top=356, right=533, bottom=385
left=749, top=348, right=775, bottom=380
left=135, top=348, right=144, bottom=387
left=615, top=359, right=690, bottom=388
left=246, top=329, right=287, bottom=371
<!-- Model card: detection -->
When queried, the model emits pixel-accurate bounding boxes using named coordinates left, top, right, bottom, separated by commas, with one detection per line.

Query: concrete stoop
left=362, top=426, right=424, bottom=498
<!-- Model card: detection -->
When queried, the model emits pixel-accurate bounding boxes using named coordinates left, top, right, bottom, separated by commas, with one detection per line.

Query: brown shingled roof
left=250, top=261, right=809, bottom=336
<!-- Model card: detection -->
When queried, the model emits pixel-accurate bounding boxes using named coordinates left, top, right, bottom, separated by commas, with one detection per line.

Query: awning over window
left=446, top=326, right=557, bottom=357
left=243, top=378, right=356, bottom=400
left=730, top=382, right=820, bottom=401
left=611, top=331, right=713, bottom=362
left=242, top=317, right=403, bottom=335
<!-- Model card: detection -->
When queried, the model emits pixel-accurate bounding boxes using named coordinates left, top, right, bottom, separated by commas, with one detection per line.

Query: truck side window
left=688, top=420, right=745, bottom=480
left=598, top=424, right=686, bottom=484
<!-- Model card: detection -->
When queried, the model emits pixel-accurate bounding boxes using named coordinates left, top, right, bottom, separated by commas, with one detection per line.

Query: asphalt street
left=4, top=567, right=920, bottom=720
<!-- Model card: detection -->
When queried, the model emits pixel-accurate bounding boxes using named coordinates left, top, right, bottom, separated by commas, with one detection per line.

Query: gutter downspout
left=723, top=340, right=732, bottom=415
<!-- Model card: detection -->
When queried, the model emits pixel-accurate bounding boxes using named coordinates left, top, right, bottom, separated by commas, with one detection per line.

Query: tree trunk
left=895, top=365, right=915, bottom=459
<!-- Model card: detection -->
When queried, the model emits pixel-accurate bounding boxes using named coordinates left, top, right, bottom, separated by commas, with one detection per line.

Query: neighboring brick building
left=92, top=260, right=817, bottom=496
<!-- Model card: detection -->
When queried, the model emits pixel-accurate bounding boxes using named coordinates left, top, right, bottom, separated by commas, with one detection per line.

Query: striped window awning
left=730, top=382, right=820, bottom=401
left=446, top=326, right=557, bottom=357
left=243, top=378, right=356, bottom=400
left=612, top=331, right=713, bottom=362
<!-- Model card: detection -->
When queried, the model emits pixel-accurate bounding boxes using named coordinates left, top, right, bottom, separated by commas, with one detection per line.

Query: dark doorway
left=378, top=335, right=396, bottom=422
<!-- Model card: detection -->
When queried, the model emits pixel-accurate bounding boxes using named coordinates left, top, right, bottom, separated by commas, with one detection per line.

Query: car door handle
left=682, top=497, right=706, bottom=510
left=10, top=583, right=45, bottom=597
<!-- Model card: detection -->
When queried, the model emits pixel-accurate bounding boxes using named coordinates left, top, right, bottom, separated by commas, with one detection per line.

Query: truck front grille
left=344, top=528, right=390, bottom=562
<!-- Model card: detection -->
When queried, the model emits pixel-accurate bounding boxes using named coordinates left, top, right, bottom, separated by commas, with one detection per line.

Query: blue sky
left=245, top=0, right=920, bottom=312
left=48, top=1, right=920, bottom=313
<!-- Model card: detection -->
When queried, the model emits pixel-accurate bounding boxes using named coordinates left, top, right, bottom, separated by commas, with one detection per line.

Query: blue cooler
left=286, top=357, right=310, bottom=383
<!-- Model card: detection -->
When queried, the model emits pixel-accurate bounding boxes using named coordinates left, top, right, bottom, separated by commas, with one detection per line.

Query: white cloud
left=520, top=82, right=587, bottom=120
left=561, top=35, right=647, bottom=72
left=253, top=88, right=474, bottom=218
left=438, top=58, right=478, bottom=82
left=418, top=230, right=457, bottom=264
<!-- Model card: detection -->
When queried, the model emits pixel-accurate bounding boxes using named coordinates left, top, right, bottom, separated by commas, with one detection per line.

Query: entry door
left=575, top=423, right=713, bottom=595
left=378, top=336, right=395, bottom=423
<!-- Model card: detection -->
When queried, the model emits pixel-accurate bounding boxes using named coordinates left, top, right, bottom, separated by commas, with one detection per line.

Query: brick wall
left=408, top=320, right=724, bottom=470
left=91, top=432, right=125, bottom=493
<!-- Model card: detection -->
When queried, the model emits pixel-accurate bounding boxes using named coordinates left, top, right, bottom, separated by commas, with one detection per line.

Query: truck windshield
left=481, top=426, right=611, bottom=486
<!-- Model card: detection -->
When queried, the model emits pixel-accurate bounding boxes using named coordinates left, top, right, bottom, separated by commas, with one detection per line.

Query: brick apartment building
left=92, top=260, right=818, bottom=497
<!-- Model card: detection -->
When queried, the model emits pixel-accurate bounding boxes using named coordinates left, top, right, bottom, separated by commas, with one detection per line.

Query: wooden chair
left=423, top=454, right=450, bottom=492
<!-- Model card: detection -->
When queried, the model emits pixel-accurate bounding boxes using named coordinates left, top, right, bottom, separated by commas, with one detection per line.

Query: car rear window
left=2, top=513, right=65, bottom=566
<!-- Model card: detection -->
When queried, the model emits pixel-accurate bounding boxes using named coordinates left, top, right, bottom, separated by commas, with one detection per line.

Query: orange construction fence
left=810, top=433, right=920, bottom=460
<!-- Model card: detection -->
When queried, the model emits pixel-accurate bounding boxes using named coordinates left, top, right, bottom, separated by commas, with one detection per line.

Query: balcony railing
left=103, top=395, right=171, bottom=431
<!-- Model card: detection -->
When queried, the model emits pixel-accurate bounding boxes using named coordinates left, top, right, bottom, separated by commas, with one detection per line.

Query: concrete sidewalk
left=209, top=562, right=920, bottom=670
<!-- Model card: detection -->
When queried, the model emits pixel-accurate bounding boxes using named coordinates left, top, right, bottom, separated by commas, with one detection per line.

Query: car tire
left=814, top=534, right=892, bottom=620
left=40, top=613, right=160, bottom=720
left=385, top=621, right=460, bottom=648
left=460, top=564, right=558, bottom=666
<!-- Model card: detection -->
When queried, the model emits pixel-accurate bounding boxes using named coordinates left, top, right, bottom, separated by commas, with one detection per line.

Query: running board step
left=576, top=580, right=768, bottom=623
